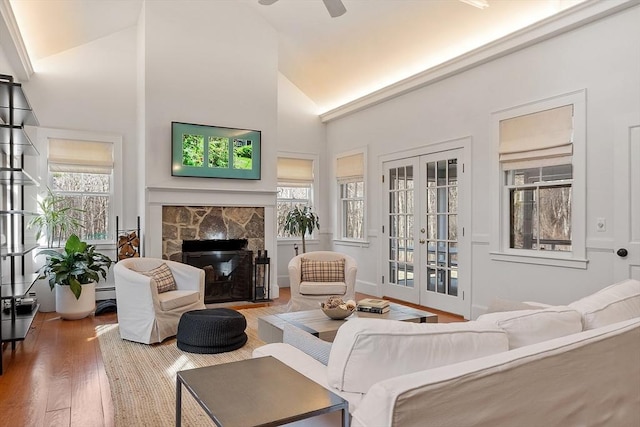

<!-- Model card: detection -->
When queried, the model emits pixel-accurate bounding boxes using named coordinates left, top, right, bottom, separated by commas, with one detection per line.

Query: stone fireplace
left=161, top=205, right=265, bottom=261
left=161, top=206, right=265, bottom=303
left=146, top=186, right=278, bottom=299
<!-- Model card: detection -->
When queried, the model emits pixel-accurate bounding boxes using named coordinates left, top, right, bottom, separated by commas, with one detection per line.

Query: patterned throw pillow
left=301, top=258, right=345, bottom=282
left=140, top=263, right=178, bottom=293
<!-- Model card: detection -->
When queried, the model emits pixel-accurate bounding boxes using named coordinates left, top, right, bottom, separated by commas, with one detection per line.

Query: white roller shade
left=48, top=138, right=114, bottom=174
left=336, top=153, right=364, bottom=179
left=277, top=157, right=314, bottom=182
left=499, top=105, right=573, bottom=169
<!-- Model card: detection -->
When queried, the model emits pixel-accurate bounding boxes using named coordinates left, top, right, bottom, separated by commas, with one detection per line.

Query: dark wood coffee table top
left=176, top=356, right=349, bottom=426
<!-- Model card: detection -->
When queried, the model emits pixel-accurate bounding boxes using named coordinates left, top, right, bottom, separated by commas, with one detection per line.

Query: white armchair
left=114, top=258, right=205, bottom=344
left=287, top=251, right=357, bottom=311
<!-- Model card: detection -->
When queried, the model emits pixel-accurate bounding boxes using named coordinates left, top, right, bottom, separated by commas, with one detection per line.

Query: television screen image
left=172, top=122, right=261, bottom=179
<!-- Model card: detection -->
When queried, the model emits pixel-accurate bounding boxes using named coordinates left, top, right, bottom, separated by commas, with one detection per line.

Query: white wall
left=275, top=73, right=326, bottom=286
left=0, top=45, right=15, bottom=77
left=140, top=1, right=281, bottom=295
left=141, top=1, right=277, bottom=192
left=21, top=27, right=139, bottom=231
left=325, top=6, right=640, bottom=316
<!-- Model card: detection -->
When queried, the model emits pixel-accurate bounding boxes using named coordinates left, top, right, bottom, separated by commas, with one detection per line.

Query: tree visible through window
left=507, top=165, right=572, bottom=251
left=47, top=137, right=114, bottom=243
left=340, top=179, right=364, bottom=240
left=51, top=172, right=111, bottom=241
left=277, top=185, right=312, bottom=238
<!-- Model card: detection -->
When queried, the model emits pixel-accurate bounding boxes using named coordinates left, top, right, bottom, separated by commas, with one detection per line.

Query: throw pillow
left=477, top=306, right=583, bottom=349
left=140, top=263, right=178, bottom=293
left=300, top=258, right=345, bottom=282
left=327, top=319, right=508, bottom=394
left=569, top=279, right=640, bottom=330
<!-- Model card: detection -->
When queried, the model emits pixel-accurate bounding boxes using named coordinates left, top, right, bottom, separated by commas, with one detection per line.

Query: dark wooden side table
left=176, top=356, right=350, bottom=426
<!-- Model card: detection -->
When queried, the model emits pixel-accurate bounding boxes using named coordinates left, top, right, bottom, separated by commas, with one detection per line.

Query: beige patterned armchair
left=287, top=251, right=357, bottom=312
left=114, top=258, right=205, bottom=344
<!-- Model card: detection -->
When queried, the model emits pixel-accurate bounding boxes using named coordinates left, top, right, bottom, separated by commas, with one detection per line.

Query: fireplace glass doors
left=181, top=239, right=253, bottom=303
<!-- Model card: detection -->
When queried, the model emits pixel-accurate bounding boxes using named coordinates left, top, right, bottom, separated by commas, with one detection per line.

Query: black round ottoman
left=176, top=308, right=247, bottom=354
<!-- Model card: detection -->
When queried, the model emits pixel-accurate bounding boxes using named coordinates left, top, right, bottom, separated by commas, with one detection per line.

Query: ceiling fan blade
left=322, top=0, right=346, bottom=17
left=258, top=0, right=279, bottom=5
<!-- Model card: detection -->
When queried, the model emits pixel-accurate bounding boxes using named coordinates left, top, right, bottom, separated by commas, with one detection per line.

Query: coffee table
left=176, top=356, right=349, bottom=426
left=258, top=302, right=438, bottom=343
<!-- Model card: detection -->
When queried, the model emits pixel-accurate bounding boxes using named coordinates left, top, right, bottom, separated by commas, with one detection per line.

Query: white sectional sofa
left=253, top=279, right=640, bottom=426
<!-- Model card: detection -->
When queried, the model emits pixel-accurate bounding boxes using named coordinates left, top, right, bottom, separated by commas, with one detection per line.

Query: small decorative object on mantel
left=320, top=296, right=356, bottom=320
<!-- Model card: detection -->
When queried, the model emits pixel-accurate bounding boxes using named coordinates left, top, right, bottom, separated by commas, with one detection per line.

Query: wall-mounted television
left=171, top=122, right=261, bottom=180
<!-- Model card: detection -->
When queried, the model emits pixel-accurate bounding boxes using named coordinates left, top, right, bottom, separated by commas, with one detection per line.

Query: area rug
left=97, top=305, right=286, bottom=426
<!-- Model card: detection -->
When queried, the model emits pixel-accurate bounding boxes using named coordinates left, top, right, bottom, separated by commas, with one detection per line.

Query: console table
left=176, top=356, right=349, bottom=426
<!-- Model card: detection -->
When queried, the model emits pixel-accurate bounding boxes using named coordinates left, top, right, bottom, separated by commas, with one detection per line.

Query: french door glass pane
left=424, top=158, right=459, bottom=298
left=388, top=165, right=415, bottom=288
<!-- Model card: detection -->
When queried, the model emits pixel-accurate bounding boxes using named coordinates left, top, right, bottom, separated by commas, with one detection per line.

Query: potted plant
left=28, top=187, right=83, bottom=248
left=282, top=206, right=320, bottom=253
left=37, top=234, right=113, bottom=320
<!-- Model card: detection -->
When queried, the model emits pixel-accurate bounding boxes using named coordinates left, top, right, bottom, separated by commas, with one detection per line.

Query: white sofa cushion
left=299, top=282, right=347, bottom=295
left=326, top=319, right=508, bottom=394
left=157, top=290, right=200, bottom=311
left=569, top=279, right=640, bottom=330
left=477, top=306, right=583, bottom=349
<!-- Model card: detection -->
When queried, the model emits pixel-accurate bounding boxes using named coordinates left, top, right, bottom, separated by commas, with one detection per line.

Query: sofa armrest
left=114, top=261, right=157, bottom=315
left=166, top=260, right=205, bottom=294
left=283, top=324, right=332, bottom=365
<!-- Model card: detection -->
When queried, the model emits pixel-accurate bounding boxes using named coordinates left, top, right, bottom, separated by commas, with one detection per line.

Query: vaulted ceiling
left=9, top=0, right=585, bottom=113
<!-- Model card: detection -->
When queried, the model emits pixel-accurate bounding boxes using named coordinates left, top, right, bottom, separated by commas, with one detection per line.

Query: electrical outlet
left=596, top=217, right=606, bottom=232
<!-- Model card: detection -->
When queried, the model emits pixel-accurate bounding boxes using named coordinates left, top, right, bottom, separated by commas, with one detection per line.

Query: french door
left=383, top=147, right=469, bottom=316
left=614, top=123, right=640, bottom=281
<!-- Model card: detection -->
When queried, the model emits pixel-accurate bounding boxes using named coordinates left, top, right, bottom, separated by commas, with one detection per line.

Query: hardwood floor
left=0, top=288, right=462, bottom=426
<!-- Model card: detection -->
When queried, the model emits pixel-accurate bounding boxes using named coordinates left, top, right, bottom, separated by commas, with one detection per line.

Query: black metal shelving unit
left=0, top=74, right=40, bottom=375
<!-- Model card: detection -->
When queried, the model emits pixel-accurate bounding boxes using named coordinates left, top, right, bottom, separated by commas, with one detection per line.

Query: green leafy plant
left=282, top=206, right=320, bottom=253
left=28, top=187, right=84, bottom=248
left=37, top=234, right=113, bottom=299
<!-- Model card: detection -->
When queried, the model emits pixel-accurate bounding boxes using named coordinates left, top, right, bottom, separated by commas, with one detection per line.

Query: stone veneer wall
left=162, top=206, right=265, bottom=261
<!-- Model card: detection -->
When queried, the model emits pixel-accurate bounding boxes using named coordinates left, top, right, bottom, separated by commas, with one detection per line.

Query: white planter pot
left=55, top=282, right=96, bottom=320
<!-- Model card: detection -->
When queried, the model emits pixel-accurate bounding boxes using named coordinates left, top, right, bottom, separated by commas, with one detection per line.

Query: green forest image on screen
left=182, top=135, right=252, bottom=170
left=233, top=139, right=253, bottom=170
left=209, top=137, right=229, bottom=168
left=182, top=134, right=204, bottom=167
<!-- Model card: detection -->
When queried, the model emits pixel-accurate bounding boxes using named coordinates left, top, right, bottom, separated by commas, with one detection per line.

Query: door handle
left=616, top=248, right=628, bottom=258
left=419, top=239, right=426, bottom=244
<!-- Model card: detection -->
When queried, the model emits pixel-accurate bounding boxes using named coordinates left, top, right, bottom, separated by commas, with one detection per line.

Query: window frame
left=276, top=153, right=319, bottom=243
left=276, top=181, right=314, bottom=239
left=334, top=147, right=368, bottom=245
left=37, top=127, right=122, bottom=249
left=338, top=177, right=365, bottom=241
left=491, top=91, right=587, bottom=269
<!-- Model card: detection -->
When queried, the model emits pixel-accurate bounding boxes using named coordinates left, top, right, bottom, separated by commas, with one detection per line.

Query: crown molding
left=320, top=0, right=639, bottom=123
left=0, top=0, right=33, bottom=81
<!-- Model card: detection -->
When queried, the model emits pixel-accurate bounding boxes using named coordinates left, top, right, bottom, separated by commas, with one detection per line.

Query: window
left=336, top=151, right=365, bottom=241
left=47, top=138, right=114, bottom=243
left=276, top=156, right=314, bottom=238
left=494, top=95, right=586, bottom=267
left=506, top=165, right=572, bottom=251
